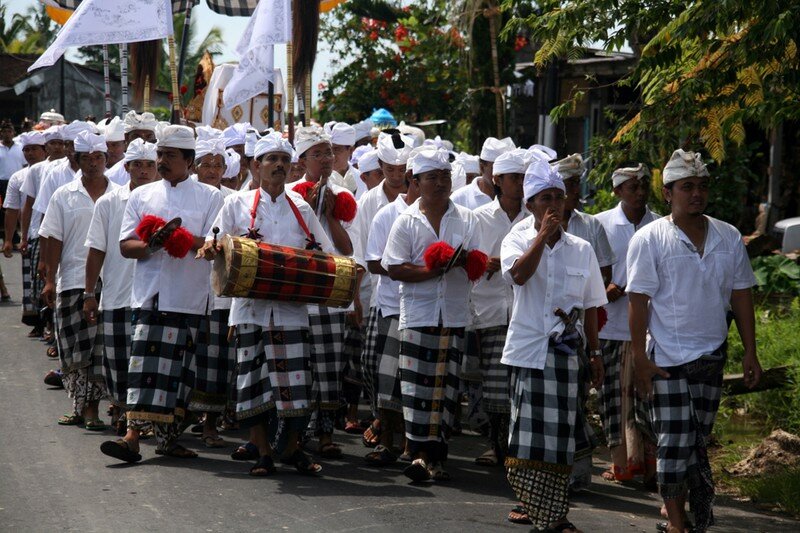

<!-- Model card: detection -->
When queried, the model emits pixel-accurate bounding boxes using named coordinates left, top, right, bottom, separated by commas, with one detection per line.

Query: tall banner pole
left=144, top=76, right=151, bottom=112
left=120, top=43, right=129, bottom=114
left=102, top=44, right=112, bottom=118
left=305, top=75, right=312, bottom=122
left=287, top=43, right=294, bottom=143
left=176, top=2, right=195, bottom=107
left=168, top=35, right=181, bottom=123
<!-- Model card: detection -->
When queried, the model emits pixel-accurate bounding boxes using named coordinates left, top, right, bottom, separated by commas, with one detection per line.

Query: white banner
left=29, top=0, right=173, bottom=72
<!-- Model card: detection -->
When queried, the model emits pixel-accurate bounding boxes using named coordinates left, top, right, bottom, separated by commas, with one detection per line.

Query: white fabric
left=40, top=111, right=65, bottom=124
left=0, top=142, right=25, bottom=180
left=376, top=133, right=412, bottom=165
left=42, top=126, right=63, bottom=142
left=293, top=125, right=330, bottom=157
left=33, top=158, right=79, bottom=215
left=492, top=151, right=526, bottom=175
left=223, top=149, right=241, bottom=179
left=351, top=145, right=371, bottom=166
left=74, top=131, right=107, bottom=153
left=157, top=125, right=195, bottom=150
left=2, top=167, right=28, bottom=210
left=455, top=152, right=480, bottom=174
left=85, top=185, right=134, bottom=310
left=100, top=116, right=125, bottom=142
left=353, top=181, right=393, bottom=309
left=353, top=119, right=374, bottom=142
left=123, top=138, right=157, bottom=162
left=19, top=159, right=56, bottom=239
left=38, top=178, right=117, bottom=293
left=208, top=186, right=237, bottom=312
left=526, top=144, right=557, bottom=162
left=397, top=123, right=425, bottom=147
left=327, top=122, right=356, bottom=147
left=471, top=199, right=529, bottom=328
left=567, top=210, right=616, bottom=268
left=451, top=178, right=492, bottom=211
left=382, top=200, right=479, bottom=329
left=20, top=131, right=47, bottom=146
left=523, top=158, right=564, bottom=200
left=209, top=189, right=335, bottom=328
left=554, top=153, right=585, bottom=179
left=662, top=149, right=709, bottom=184
left=123, top=111, right=158, bottom=134
left=106, top=159, right=130, bottom=186
left=410, top=147, right=451, bottom=175
left=253, top=131, right=292, bottom=158
left=222, top=122, right=249, bottom=148
left=354, top=169, right=368, bottom=200
left=479, top=137, right=515, bottom=162
left=501, top=228, right=607, bottom=369
left=195, top=138, right=227, bottom=160
left=120, top=178, right=223, bottom=314
left=195, top=125, right=223, bottom=142
left=244, top=128, right=261, bottom=157
left=450, top=161, right=467, bottom=192
left=29, top=0, right=173, bottom=72
left=626, top=216, right=755, bottom=366
left=366, top=195, right=411, bottom=317
left=611, top=163, right=650, bottom=188
left=60, top=121, right=97, bottom=141
left=595, top=203, right=660, bottom=341
left=357, top=149, right=380, bottom=173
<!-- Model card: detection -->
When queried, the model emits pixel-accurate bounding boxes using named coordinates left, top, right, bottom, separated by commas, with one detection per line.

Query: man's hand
left=42, top=281, right=56, bottom=309
left=19, top=237, right=28, bottom=256
left=539, top=207, right=561, bottom=239
left=634, top=356, right=671, bottom=400
left=606, top=283, right=625, bottom=303
left=2, top=241, right=12, bottom=258
left=486, top=256, right=501, bottom=274
left=742, top=353, right=762, bottom=389
left=37, top=261, right=47, bottom=283
left=83, top=296, right=99, bottom=325
left=321, top=188, right=336, bottom=218
left=196, top=240, right=221, bottom=261
left=589, top=355, right=604, bottom=389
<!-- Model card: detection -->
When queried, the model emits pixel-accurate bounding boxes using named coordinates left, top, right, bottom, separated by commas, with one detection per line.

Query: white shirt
left=34, top=158, right=79, bottom=215
left=2, top=167, right=28, bottom=210
left=85, top=185, right=135, bottom=310
left=471, top=198, right=529, bottom=329
left=501, top=228, right=607, bottom=369
left=450, top=178, right=493, bottom=210
left=594, top=203, right=660, bottom=341
left=209, top=188, right=335, bottom=328
left=355, top=181, right=393, bottom=309
left=120, top=178, right=223, bottom=315
left=106, top=159, right=130, bottom=186
left=382, top=199, right=479, bottom=330
left=20, top=159, right=58, bottom=240
left=208, top=185, right=237, bottom=312
left=0, top=142, right=25, bottom=180
left=39, top=178, right=117, bottom=293
left=627, top=216, right=756, bottom=367
left=353, top=167, right=368, bottom=200
left=366, top=195, right=410, bottom=317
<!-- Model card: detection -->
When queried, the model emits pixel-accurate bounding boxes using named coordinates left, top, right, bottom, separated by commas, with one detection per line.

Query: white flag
left=223, top=0, right=292, bottom=110
left=29, top=0, right=173, bottom=72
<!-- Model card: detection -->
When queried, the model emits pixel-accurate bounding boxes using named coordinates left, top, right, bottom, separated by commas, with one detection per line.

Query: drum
left=212, top=235, right=358, bottom=308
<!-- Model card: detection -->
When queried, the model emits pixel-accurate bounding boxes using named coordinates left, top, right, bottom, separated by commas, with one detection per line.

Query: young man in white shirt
left=102, top=110, right=159, bottom=187
left=102, top=125, right=223, bottom=463
left=84, top=139, right=159, bottom=437
left=451, top=136, right=515, bottom=210
left=594, top=164, right=661, bottom=484
left=383, top=147, right=482, bottom=482
left=39, top=131, right=117, bottom=430
left=628, top=149, right=760, bottom=533
left=199, top=132, right=334, bottom=476
left=500, top=159, right=606, bottom=533
left=469, top=150, right=529, bottom=467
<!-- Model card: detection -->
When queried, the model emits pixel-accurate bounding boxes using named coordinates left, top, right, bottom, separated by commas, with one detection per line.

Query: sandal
left=428, top=463, right=451, bottom=482
left=100, top=439, right=142, bottom=463
left=201, top=435, right=226, bottom=448
left=46, top=346, right=58, bottom=358
left=474, top=448, right=498, bottom=466
left=231, top=442, right=259, bottom=461
left=84, top=418, right=108, bottom=431
left=289, top=449, right=322, bottom=475
left=403, top=458, right=431, bottom=482
left=28, top=326, right=43, bottom=338
left=318, top=442, right=342, bottom=459
left=344, top=419, right=364, bottom=434
left=43, top=369, right=64, bottom=388
left=139, top=425, right=154, bottom=440
left=58, top=413, right=84, bottom=426
left=362, top=420, right=381, bottom=447
left=364, top=445, right=398, bottom=467
left=602, top=465, right=634, bottom=482
left=155, top=444, right=198, bottom=458
left=249, top=455, right=277, bottom=477
left=656, top=521, right=695, bottom=533
left=507, top=505, right=532, bottom=525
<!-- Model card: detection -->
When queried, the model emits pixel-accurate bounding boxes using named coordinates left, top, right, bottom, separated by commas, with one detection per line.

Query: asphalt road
left=0, top=251, right=796, bottom=532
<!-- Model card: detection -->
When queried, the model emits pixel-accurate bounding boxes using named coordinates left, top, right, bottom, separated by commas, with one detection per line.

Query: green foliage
left=583, top=188, right=617, bottom=215
left=149, top=107, right=171, bottom=122
left=751, top=256, right=800, bottom=296
left=0, top=3, right=57, bottom=54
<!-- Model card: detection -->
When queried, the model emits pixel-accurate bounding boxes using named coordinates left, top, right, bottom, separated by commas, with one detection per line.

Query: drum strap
left=249, top=188, right=322, bottom=251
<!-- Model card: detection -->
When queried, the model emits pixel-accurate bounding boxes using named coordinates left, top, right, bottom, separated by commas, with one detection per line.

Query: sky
left=4, top=0, right=336, bottom=103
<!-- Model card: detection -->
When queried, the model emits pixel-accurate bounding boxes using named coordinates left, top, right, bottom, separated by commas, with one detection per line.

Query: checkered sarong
left=102, top=307, right=132, bottom=408
left=190, top=309, right=235, bottom=413
left=28, top=238, right=43, bottom=314
left=206, top=0, right=257, bottom=16
left=235, top=323, right=312, bottom=420
left=309, top=308, right=347, bottom=411
left=361, top=308, right=402, bottom=414
left=342, top=323, right=363, bottom=386
left=56, top=289, right=102, bottom=375
left=21, top=243, right=35, bottom=320
left=478, top=326, right=510, bottom=414
left=598, top=339, right=624, bottom=447
left=399, top=326, right=464, bottom=443
left=126, top=310, right=201, bottom=424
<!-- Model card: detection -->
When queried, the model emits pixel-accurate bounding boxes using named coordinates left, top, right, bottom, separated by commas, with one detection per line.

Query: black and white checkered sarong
left=21, top=241, right=35, bottom=319
left=399, top=326, right=464, bottom=443
left=309, top=308, right=347, bottom=411
left=190, top=309, right=235, bottom=413
left=598, top=339, right=624, bottom=447
left=477, top=326, right=510, bottom=414
left=102, top=307, right=132, bottom=408
left=126, top=310, right=201, bottom=424
left=342, top=323, right=363, bottom=387
left=56, top=289, right=102, bottom=375
left=362, top=308, right=402, bottom=415
left=205, top=0, right=257, bottom=16
left=28, top=238, right=43, bottom=307
left=235, top=323, right=312, bottom=420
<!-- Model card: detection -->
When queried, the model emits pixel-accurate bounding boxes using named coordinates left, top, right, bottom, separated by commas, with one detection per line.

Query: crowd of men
left=0, top=110, right=761, bottom=533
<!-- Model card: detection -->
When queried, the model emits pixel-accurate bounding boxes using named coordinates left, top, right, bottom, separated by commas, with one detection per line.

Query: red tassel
left=597, top=306, right=608, bottom=332
left=464, top=249, right=488, bottom=281
left=163, top=226, right=194, bottom=259
left=292, top=181, right=315, bottom=201
left=135, top=214, right=166, bottom=242
left=423, top=241, right=454, bottom=271
left=333, top=191, right=357, bottom=222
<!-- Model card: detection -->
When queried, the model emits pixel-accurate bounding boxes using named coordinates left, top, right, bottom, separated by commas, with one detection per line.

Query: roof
left=0, top=54, right=38, bottom=88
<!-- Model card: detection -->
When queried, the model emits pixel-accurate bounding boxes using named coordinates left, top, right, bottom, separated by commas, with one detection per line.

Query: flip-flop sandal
left=84, top=419, right=108, bottom=431
left=231, top=442, right=259, bottom=461
left=429, top=464, right=451, bottom=482
left=318, top=442, right=342, bottom=459
left=58, top=413, right=84, bottom=426
left=362, top=420, right=381, bottom=447
left=43, top=369, right=64, bottom=388
left=344, top=420, right=364, bottom=434
left=656, top=521, right=695, bottom=533
left=507, top=505, right=532, bottom=525
left=290, top=449, right=322, bottom=475
left=403, top=459, right=431, bottom=482
left=155, top=444, right=198, bottom=458
left=100, top=439, right=142, bottom=463
left=364, top=445, right=398, bottom=467
left=190, top=423, right=204, bottom=434
left=474, top=448, right=498, bottom=466
left=46, top=346, right=58, bottom=358
left=202, top=435, right=227, bottom=448
left=249, top=455, right=277, bottom=477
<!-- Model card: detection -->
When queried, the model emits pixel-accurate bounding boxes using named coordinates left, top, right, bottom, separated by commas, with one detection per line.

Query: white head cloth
left=480, top=137, right=516, bottom=162
left=554, top=153, right=585, bottom=179
left=493, top=151, right=527, bottom=175
left=74, top=131, right=107, bottom=153
left=222, top=122, right=249, bottom=147
left=526, top=144, right=557, bottom=164
left=411, top=147, right=451, bottom=175
left=350, top=144, right=372, bottom=166
left=20, top=131, right=47, bottom=146
left=397, top=122, right=425, bottom=148
left=293, top=125, right=330, bottom=157
left=244, top=128, right=262, bottom=157
left=42, top=125, right=63, bottom=142
left=524, top=158, right=565, bottom=200
left=195, top=125, right=223, bottom=142
left=124, top=138, right=157, bottom=162
left=223, top=148, right=241, bottom=179
left=40, top=110, right=65, bottom=124
left=195, top=138, right=228, bottom=161
left=100, top=116, right=125, bottom=142
left=662, top=149, right=709, bottom=185
left=61, top=121, right=98, bottom=142
left=157, top=125, right=196, bottom=150
left=357, top=149, right=380, bottom=173
left=353, top=119, right=374, bottom=141
left=123, top=111, right=158, bottom=134
left=455, top=152, right=480, bottom=174
left=254, top=131, right=294, bottom=159
left=612, top=163, right=651, bottom=187
left=376, top=132, right=413, bottom=165
left=325, top=122, right=356, bottom=147
left=423, top=135, right=454, bottom=152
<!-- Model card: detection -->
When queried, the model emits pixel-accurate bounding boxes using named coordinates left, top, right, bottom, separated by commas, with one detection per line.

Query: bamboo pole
left=287, top=43, right=294, bottom=143
left=486, top=3, right=504, bottom=138
left=102, top=45, right=112, bottom=118
left=168, top=35, right=181, bottom=124
left=144, top=75, right=151, bottom=112
left=305, top=75, right=312, bottom=123
left=120, top=44, right=129, bottom=114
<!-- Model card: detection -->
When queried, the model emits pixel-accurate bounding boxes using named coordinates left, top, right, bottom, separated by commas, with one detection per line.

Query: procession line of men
left=0, top=111, right=760, bottom=533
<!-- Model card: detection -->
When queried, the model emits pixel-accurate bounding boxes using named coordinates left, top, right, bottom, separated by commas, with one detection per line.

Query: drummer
left=199, top=132, right=335, bottom=476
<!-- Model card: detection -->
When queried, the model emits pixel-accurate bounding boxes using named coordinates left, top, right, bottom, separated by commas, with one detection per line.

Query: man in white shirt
left=383, top=147, right=482, bottom=482
left=0, top=121, right=25, bottom=200
left=39, top=131, right=117, bottom=430
left=627, top=149, right=760, bottom=533
left=103, top=110, right=160, bottom=187
left=327, top=122, right=364, bottom=198
left=469, top=150, right=529, bottom=467
left=594, top=164, right=660, bottom=484
left=222, top=122, right=250, bottom=189
left=84, top=139, right=159, bottom=438
left=500, top=158, right=606, bottom=533
left=102, top=125, right=223, bottom=463
left=198, top=132, right=333, bottom=476
left=451, top=137, right=515, bottom=210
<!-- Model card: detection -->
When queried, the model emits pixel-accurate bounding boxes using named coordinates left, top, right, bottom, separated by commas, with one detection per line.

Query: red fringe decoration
left=163, top=226, right=194, bottom=259
left=464, top=250, right=489, bottom=281
left=135, top=215, right=166, bottom=242
left=597, top=306, right=608, bottom=332
left=292, top=181, right=315, bottom=201
left=423, top=241, right=454, bottom=271
left=333, top=192, right=357, bottom=222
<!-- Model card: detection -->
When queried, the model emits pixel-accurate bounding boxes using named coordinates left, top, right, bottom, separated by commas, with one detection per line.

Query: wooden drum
left=212, top=235, right=358, bottom=308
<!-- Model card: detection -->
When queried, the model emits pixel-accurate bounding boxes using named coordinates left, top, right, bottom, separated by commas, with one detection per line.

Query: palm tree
left=0, top=3, right=56, bottom=54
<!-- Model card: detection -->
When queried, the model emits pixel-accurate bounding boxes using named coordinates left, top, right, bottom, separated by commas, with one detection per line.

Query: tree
left=0, top=3, right=57, bottom=54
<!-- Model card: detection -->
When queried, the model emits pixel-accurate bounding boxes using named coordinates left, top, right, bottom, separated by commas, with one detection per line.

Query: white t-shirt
left=450, top=178, right=493, bottom=211
left=594, top=203, right=660, bottom=341
left=209, top=188, right=335, bottom=328
left=208, top=185, right=237, bottom=312
left=120, top=178, right=223, bottom=315
left=0, top=142, right=25, bottom=181
left=106, top=159, right=130, bottom=186
left=471, top=198, right=529, bottom=329
left=39, top=178, right=117, bottom=293
left=2, top=167, right=28, bottom=210
left=500, top=227, right=607, bottom=370
left=365, top=195, right=410, bottom=317
left=382, top=199, right=479, bottom=330
left=20, top=159, right=59, bottom=240
left=85, top=185, right=135, bottom=310
left=627, top=216, right=756, bottom=367
left=355, top=181, right=393, bottom=309
left=34, top=158, right=80, bottom=215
